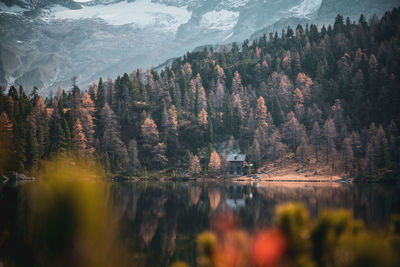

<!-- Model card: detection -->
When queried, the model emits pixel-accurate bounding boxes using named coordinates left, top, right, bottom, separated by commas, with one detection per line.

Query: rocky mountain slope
left=0, top=0, right=399, bottom=94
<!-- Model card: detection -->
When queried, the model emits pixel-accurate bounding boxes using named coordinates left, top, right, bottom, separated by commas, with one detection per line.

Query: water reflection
left=109, top=181, right=400, bottom=266
left=1, top=180, right=399, bottom=267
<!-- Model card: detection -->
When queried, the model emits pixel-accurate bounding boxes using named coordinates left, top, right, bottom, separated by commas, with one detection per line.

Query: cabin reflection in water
left=226, top=184, right=249, bottom=211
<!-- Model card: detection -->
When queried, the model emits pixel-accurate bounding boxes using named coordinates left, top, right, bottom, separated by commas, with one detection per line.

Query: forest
left=1, top=8, right=400, bottom=179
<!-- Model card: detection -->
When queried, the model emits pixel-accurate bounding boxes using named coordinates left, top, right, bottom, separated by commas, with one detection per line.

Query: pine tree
left=323, top=119, right=337, bottom=168
left=0, top=112, right=14, bottom=174
left=252, top=137, right=262, bottom=164
left=101, top=103, right=128, bottom=169
left=267, top=129, right=285, bottom=165
left=342, top=137, right=354, bottom=173
left=128, top=139, right=141, bottom=171
left=151, top=142, right=168, bottom=168
left=283, top=112, right=306, bottom=151
left=26, top=114, right=39, bottom=170
left=311, top=121, right=321, bottom=168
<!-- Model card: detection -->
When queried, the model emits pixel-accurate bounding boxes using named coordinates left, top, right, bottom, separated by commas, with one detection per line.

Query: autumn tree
left=208, top=149, right=221, bottom=174
left=255, top=96, right=267, bottom=128
left=141, top=115, right=160, bottom=149
left=189, top=155, right=201, bottom=176
left=72, top=119, right=87, bottom=154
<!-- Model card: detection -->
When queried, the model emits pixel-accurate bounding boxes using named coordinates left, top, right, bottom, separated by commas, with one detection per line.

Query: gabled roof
left=227, top=154, right=246, bottom=162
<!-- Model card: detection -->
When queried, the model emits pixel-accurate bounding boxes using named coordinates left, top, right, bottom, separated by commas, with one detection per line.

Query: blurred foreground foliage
left=10, top=153, right=130, bottom=267
left=190, top=203, right=400, bottom=267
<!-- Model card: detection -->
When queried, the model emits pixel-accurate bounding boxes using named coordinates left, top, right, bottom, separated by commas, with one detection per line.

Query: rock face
left=250, top=0, right=400, bottom=41
left=1, top=0, right=400, bottom=94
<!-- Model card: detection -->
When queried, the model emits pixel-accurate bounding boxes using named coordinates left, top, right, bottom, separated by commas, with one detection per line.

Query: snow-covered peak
left=288, top=0, right=322, bottom=19
left=50, top=0, right=191, bottom=32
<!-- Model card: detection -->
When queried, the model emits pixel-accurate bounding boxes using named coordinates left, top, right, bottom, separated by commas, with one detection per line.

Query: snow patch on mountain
left=51, top=0, right=191, bottom=32
left=200, top=10, right=239, bottom=31
left=288, top=0, right=322, bottom=18
left=223, top=31, right=234, bottom=41
left=217, top=0, right=250, bottom=9
left=0, top=2, right=29, bottom=15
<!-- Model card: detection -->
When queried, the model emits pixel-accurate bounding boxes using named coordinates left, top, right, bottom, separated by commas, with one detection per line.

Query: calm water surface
left=0, top=180, right=399, bottom=266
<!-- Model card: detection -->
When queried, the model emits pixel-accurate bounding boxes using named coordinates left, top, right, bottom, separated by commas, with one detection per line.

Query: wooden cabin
left=227, top=153, right=251, bottom=176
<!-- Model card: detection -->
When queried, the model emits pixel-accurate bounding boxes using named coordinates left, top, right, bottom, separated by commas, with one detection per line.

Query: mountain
left=317, top=0, right=400, bottom=21
left=1, top=0, right=400, bottom=94
left=250, top=0, right=400, bottom=40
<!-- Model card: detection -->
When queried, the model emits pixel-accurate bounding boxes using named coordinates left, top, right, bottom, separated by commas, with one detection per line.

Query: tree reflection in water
left=109, top=181, right=400, bottom=266
left=0, top=180, right=399, bottom=267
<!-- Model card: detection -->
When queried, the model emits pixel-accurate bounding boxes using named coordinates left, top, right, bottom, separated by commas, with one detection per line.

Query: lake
left=0, top=180, right=399, bottom=266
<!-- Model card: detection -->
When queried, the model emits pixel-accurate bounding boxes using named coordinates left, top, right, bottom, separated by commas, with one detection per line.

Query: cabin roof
left=227, top=154, right=246, bottom=162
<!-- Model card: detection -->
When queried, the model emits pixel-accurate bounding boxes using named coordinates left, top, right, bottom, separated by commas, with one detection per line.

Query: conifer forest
left=2, top=9, right=400, bottom=179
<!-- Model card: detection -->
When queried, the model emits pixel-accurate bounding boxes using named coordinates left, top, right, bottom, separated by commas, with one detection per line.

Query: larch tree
left=141, top=116, right=160, bottom=149
left=72, top=118, right=87, bottom=153
left=214, top=81, right=225, bottom=110
left=182, top=62, right=192, bottom=81
left=255, top=96, right=267, bottom=128
left=189, top=155, right=201, bottom=176
left=166, top=105, right=178, bottom=137
left=79, top=108, right=95, bottom=153
left=231, top=71, right=244, bottom=95
left=197, top=85, right=207, bottom=115
left=208, top=149, right=221, bottom=174
left=198, top=108, right=208, bottom=127
left=187, top=80, right=197, bottom=113
left=232, top=92, right=244, bottom=124
left=296, top=73, right=313, bottom=103
left=81, top=92, right=95, bottom=114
